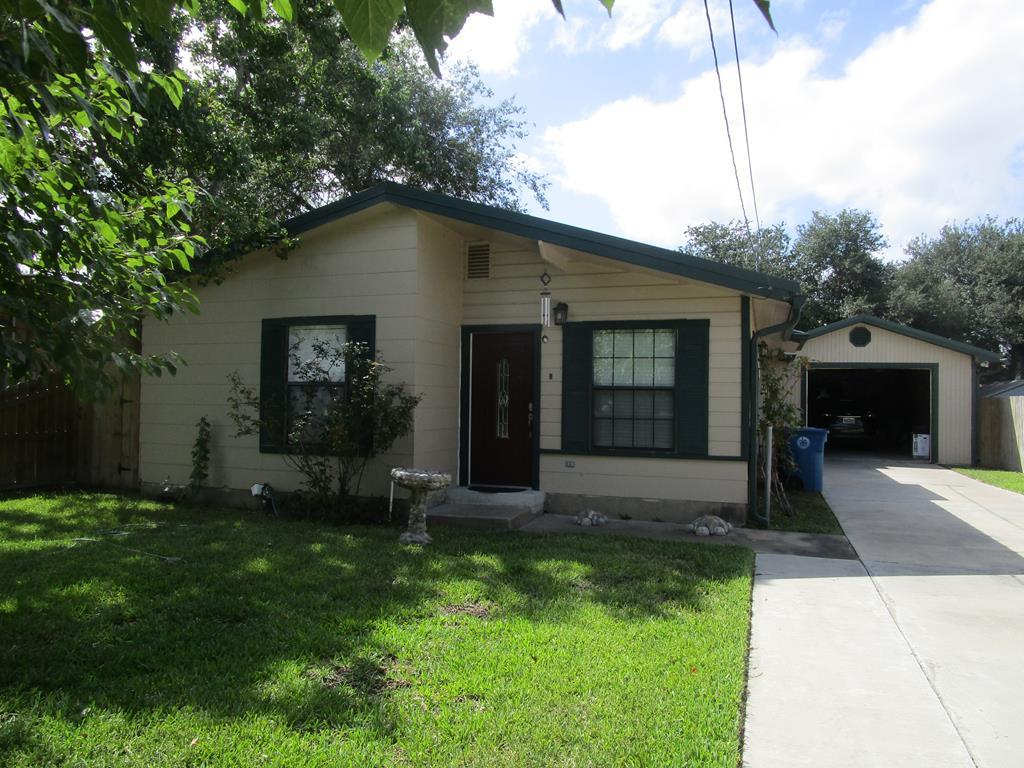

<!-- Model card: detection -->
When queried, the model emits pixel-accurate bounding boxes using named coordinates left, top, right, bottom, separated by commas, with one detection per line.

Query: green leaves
left=93, top=219, right=118, bottom=244
left=752, top=0, right=776, bottom=33
left=89, top=0, right=139, bottom=71
left=405, top=0, right=494, bottom=74
left=333, top=0, right=406, bottom=62
left=151, top=72, right=184, bottom=107
left=271, top=0, right=294, bottom=22
left=0, top=61, right=203, bottom=392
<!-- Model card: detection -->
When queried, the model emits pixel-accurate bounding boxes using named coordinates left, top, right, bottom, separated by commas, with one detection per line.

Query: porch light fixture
left=553, top=302, right=569, bottom=326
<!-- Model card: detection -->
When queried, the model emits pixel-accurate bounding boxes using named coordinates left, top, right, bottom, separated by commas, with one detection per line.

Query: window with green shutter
left=561, top=320, right=709, bottom=458
left=259, top=315, right=375, bottom=453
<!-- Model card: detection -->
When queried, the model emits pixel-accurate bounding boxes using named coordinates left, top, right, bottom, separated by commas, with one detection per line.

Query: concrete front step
left=427, top=502, right=537, bottom=531
left=445, top=486, right=546, bottom=514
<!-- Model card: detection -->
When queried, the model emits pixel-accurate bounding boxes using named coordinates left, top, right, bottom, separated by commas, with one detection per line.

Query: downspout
left=748, top=294, right=806, bottom=523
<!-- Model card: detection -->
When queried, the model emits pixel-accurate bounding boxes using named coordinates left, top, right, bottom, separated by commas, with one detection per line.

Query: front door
left=469, top=331, right=535, bottom=487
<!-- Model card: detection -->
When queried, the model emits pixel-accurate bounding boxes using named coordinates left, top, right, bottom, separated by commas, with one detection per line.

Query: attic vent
left=466, top=242, right=491, bottom=279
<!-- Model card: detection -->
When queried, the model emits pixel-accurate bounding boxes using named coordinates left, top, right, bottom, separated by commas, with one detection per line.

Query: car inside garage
left=806, top=367, right=932, bottom=457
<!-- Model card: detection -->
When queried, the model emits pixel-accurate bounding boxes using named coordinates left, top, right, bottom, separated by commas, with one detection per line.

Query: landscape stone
left=687, top=514, right=734, bottom=537
left=574, top=509, right=608, bottom=526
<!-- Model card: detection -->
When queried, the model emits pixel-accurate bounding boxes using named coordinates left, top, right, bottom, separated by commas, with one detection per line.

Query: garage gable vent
left=849, top=327, right=872, bottom=347
left=466, top=242, right=491, bottom=279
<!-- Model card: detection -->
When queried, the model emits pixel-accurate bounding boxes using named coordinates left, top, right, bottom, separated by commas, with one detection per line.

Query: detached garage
left=789, top=315, right=1000, bottom=465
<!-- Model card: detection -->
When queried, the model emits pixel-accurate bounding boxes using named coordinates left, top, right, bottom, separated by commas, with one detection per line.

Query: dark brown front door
left=469, top=331, right=535, bottom=487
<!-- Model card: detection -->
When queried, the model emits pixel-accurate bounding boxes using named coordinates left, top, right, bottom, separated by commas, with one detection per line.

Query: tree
left=680, top=210, right=894, bottom=330
left=138, top=10, right=547, bottom=260
left=680, top=220, right=795, bottom=277
left=1, top=2, right=208, bottom=391
left=0, top=62, right=201, bottom=392
left=790, top=210, right=893, bottom=328
left=2, top=1, right=536, bottom=389
left=889, top=219, right=1022, bottom=377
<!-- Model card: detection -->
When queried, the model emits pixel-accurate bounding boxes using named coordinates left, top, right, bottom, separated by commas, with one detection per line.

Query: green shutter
left=561, top=324, right=592, bottom=452
left=676, top=320, right=710, bottom=455
left=259, top=319, right=288, bottom=453
left=346, top=316, right=376, bottom=357
left=345, top=316, right=376, bottom=455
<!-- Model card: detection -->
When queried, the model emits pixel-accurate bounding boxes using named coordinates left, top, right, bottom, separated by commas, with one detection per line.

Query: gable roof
left=792, top=314, right=1001, bottom=362
left=282, top=182, right=801, bottom=302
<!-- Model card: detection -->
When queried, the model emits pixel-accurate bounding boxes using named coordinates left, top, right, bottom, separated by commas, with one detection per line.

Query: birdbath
left=392, top=467, right=451, bottom=545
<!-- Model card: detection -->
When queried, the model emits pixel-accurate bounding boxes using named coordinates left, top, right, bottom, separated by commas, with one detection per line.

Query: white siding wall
left=797, top=325, right=975, bottom=465
left=413, top=214, right=463, bottom=476
left=462, top=240, right=747, bottom=505
left=139, top=205, right=421, bottom=495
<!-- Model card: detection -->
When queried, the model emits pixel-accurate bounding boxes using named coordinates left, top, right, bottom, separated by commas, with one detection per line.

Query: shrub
left=227, top=340, right=420, bottom=520
left=189, top=416, right=212, bottom=497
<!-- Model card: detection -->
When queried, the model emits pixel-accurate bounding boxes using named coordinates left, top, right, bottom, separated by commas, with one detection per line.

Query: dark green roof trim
left=283, top=182, right=802, bottom=301
left=980, top=379, right=1024, bottom=398
left=793, top=314, right=1000, bottom=362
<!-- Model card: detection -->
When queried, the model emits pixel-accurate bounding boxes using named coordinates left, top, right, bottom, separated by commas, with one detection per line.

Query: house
left=137, top=183, right=803, bottom=524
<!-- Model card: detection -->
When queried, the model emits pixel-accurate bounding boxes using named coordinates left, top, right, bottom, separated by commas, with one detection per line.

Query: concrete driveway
left=744, top=455, right=1024, bottom=768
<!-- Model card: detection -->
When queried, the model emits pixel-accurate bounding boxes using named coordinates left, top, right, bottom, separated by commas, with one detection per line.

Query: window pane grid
left=592, top=328, right=676, bottom=451
left=286, top=322, right=349, bottom=449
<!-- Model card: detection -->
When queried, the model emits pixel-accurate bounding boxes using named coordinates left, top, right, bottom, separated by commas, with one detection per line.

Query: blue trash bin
left=788, top=427, right=828, bottom=492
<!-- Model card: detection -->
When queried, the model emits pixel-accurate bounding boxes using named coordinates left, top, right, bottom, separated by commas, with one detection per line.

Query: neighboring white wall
left=461, top=237, right=747, bottom=503
left=797, top=325, right=975, bottom=465
left=139, top=205, right=420, bottom=495
left=413, top=214, right=463, bottom=476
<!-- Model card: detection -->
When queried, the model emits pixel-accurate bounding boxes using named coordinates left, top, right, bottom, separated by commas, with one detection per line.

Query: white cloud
left=444, top=0, right=557, bottom=76
left=541, top=0, right=1024, bottom=257
left=818, top=9, right=848, bottom=42
left=657, top=0, right=708, bottom=50
left=446, top=0, right=757, bottom=65
left=604, top=0, right=675, bottom=50
left=551, top=16, right=591, bottom=54
left=657, top=0, right=752, bottom=53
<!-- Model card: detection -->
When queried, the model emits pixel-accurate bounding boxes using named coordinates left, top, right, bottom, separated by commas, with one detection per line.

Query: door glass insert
left=496, top=358, right=510, bottom=439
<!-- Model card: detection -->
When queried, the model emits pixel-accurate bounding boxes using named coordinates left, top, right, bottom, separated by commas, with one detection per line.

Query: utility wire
left=703, top=0, right=750, bottom=235
left=728, top=0, right=762, bottom=233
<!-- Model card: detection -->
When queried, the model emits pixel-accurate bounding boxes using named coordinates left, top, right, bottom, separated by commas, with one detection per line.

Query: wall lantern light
left=553, top=302, right=569, bottom=326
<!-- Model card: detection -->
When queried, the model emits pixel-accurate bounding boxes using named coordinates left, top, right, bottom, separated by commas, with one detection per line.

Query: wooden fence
left=978, top=396, right=1024, bottom=472
left=0, top=373, right=140, bottom=491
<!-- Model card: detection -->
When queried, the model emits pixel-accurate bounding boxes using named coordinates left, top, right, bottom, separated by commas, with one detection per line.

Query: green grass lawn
left=0, top=493, right=754, bottom=767
left=755, top=489, right=844, bottom=535
left=953, top=467, right=1024, bottom=495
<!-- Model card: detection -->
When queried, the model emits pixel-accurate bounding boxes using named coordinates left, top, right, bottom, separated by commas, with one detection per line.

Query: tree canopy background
left=0, top=0, right=554, bottom=390
left=679, top=213, right=1024, bottom=379
left=136, top=3, right=548, bottom=262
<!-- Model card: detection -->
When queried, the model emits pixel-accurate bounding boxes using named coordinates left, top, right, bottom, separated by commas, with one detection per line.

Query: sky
left=442, top=0, right=1024, bottom=260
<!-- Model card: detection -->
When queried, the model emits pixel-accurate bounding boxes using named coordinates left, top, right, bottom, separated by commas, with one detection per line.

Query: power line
left=728, top=0, right=762, bottom=233
left=703, top=0, right=750, bottom=234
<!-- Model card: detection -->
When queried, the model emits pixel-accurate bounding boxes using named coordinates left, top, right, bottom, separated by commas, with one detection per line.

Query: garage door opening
left=806, top=368, right=932, bottom=459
